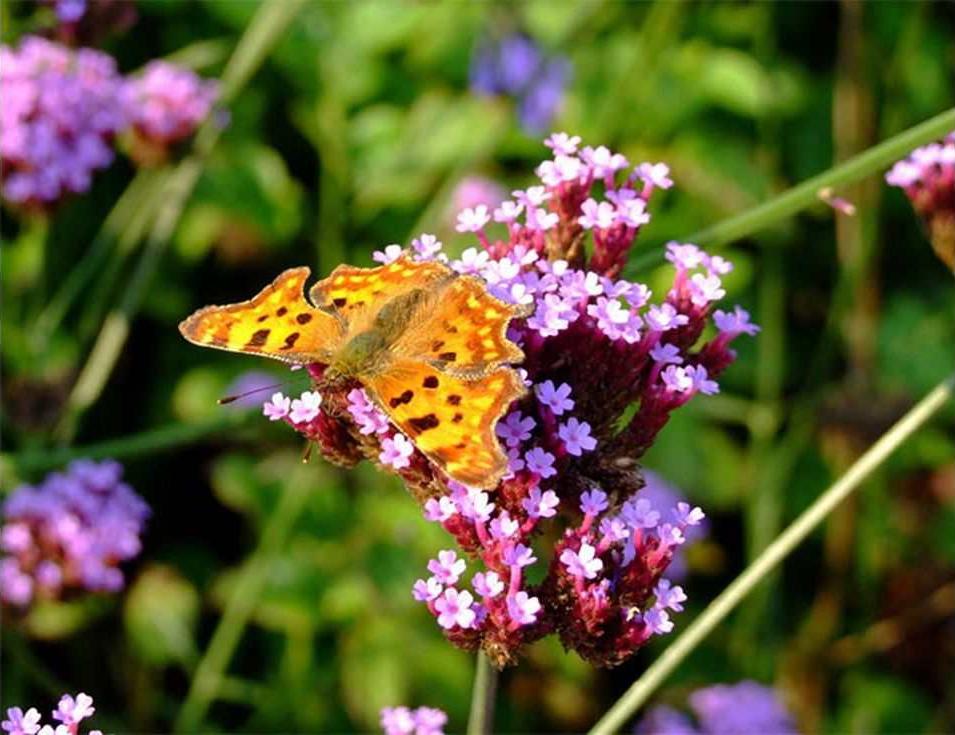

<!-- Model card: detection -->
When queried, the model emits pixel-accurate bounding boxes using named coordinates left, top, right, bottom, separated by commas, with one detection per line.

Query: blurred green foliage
left=2, top=1, right=954, bottom=733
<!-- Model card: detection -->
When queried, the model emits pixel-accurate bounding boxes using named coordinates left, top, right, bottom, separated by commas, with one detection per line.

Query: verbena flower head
left=2, top=692, right=102, bottom=735
left=470, top=34, right=569, bottom=134
left=380, top=705, right=447, bottom=735
left=259, top=134, right=757, bottom=667
left=886, top=131, right=955, bottom=271
left=122, top=60, right=220, bottom=165
left=634, top=681, right=798, bottom=735
left=1, top=460, right=149, bottom=609
left=0, top=36, right=125, bottom=208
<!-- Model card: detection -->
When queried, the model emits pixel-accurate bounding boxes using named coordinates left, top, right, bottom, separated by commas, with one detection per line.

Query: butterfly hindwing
left=393, top=276, right=527, bottom=376
left=178, top=267, right=344, bottom=364
left=364, top=358, right=525, bottom=488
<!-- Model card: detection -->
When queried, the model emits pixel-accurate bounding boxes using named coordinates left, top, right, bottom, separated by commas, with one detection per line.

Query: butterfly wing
left=364, top=359, right=525, bottom=488
left=309, top=254, right=452, bottom=328
left=392, top=275, right=527, bottom=377
left=179, top=267, right=345, bottom=364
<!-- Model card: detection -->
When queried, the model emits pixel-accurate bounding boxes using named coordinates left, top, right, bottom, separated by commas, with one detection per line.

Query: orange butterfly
left=179, top=254, right=527, bottom=488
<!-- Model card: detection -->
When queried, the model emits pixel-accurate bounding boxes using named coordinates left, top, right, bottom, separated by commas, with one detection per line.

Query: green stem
left=1, top=411, right=257, bottom=482
left=629, top=106, right=955, bottom=272
left=173, top=467, right=313, bottom=733
left=588, top=372, right=955, bottom=735
left=33, top=168, right=161, bottom=345
left=466, top=654, right=498, bottom=735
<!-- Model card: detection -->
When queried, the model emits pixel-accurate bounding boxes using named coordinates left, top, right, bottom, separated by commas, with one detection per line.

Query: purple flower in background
left=638, top=471, right=707, bottom=581
left=224, top=370, right=279, bottom=409
left=2, top=692, right=102, bottom=735
left=470, top=34, right=570, bottom=134
left=380, top=705, right=447, bottom=735
left=450, top=176, right=507, bottom=228
left=0, top=36, right=125, bottom=208
left=50, top=0, right=87, bottom=23
left=635, top=681, right=798, bottom=735
left=1, top=460, right=149, bottom=608
left=122, top=60, right=219, bottom=164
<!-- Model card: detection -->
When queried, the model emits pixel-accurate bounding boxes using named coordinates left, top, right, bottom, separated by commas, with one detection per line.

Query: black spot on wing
left=389, top=390, right=414, bottom=408
left=407, top=414, right=440, bottom=434
left=277, top=306, right=288, bottom=317
left=422, top=376, right=439, bottom=389
left=447, top=395, right=462, bottom=406
left=438, top=351, right=457, bottom=362
left=280, top=332, right=300, bottom=350
left=296, top=313, right=313, bottom=324
left=248, top=329, right=270, bottom=348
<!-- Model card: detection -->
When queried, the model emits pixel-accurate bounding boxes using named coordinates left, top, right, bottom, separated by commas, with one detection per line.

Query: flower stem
left=629, top=105, right=955, bottom=271
left=466, top=653, right=498, bottom=735
left=1, top=411, right=257, bottom=484
left=588, top=371, right=955, bottom=735
left=173, top=466, right=313, bottom=733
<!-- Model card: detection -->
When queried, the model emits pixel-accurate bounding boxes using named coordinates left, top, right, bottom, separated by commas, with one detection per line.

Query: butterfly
left=179, top=254, right=528, bottom=488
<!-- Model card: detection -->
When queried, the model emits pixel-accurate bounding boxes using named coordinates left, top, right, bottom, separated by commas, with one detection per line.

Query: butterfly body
left=179, top=255, right=527, bottom=488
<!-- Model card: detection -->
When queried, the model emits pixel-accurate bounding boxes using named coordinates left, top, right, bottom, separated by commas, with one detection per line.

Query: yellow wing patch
left=178, top=267, right=344, bottom=364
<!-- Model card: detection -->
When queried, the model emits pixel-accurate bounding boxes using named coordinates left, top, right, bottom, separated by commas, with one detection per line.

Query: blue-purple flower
left=1, top=460, right=149, bottom=608
left=634, top=681, right=798, bottom=735
left=470, top=34, right=570, bottom=134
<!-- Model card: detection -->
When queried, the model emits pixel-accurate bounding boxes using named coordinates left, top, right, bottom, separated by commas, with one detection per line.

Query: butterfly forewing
left=178, top=267, right=344, bottom=364
left=393, top=275, right=526, bottom=376
left=308, top=255, right=452, bottom=326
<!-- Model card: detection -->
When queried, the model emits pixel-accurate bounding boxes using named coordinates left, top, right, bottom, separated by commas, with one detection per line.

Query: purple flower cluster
left=380, top=706, right=447, bottom=735
left=0, top=36, right=125, bottom=207
left=886, top=131, right=955, bottom=271
left=258, top=133, right=757, bottom=666
left=0, top=36, right=219, bottom=208
left=1, top=460, right=149, bottom=608
left=2, top=692, right=102, bottom=735
left=634, top=681, right=798, bottom=735
left=122, top=60, right=220, bottom=164
left=470, top=34, right=570, bottom=134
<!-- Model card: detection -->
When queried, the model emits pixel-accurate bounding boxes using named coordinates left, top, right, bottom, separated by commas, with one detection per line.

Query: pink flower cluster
left=123, top=60, right=220, bottom=163
left=380, top=706, right=447, bottom=735
left=258, top=134, right=757, bottom=666
left=886, top=131, right=955, bottom=271
left=0, top=36, right=219, bottom=208
left=0, top=37, right=124, bottom=206
left=1, top=460, right=149, bottom=609
left=2, top=692, right=101, bottom=735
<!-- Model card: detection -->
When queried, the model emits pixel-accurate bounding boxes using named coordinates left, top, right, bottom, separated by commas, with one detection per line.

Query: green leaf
left=124, top=564, right=200, bottom=667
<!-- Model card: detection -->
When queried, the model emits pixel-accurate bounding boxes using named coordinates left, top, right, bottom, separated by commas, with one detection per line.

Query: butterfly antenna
left=302, top=441, right=314, bottom=464
left=217, top=373, right=311, bottom=405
